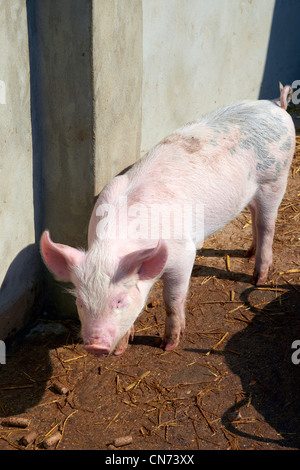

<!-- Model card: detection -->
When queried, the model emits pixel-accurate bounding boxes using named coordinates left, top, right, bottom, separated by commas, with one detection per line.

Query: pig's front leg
left=160, top=294, right=186, bottom=351
left=113, top=325, right=135, bottom=355
left=160, top=249, right=195, bottom=351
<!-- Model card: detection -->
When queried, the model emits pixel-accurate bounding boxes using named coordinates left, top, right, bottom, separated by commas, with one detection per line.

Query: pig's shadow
left=175, top=247, right=300, bottom=448
left=0, top=319, right=80, bottom=417
left=192, top=247, right=253, bottom=283
left=222, top=284, right=300, bottom=449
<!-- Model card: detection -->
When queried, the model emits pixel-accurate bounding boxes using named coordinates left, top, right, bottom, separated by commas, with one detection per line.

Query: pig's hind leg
left=245, top=198, right=257, bottom=260
left=250, top=181, right=288, bottom=285
left=160, top=247, right=196, bottom=350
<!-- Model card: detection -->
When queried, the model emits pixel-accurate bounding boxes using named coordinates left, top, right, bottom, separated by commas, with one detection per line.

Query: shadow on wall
left=259, top=0, right=300, bottom=99
left=26, top=0, right=94, bottom=247
left=26, top=0, right=44, bottom=241
left=0, top=246, right=41, bottom=340
left=26, top=0, right=95, bottom=319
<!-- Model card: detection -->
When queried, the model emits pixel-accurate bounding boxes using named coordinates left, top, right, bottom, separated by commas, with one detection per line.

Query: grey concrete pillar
left=28, top=0, right=143, bottom=318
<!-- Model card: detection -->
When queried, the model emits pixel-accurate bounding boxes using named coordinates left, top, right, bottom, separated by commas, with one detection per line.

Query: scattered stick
left=225, top=254, right=230, bottom=271
left=104, top=367, right=136, bottom=378
left=280, top=269, right=300, bottom=275
left=254, top=287, right=287, bottom=292
left=44, top=423, right=60, bottom=439
left=191, top=419, right=201, bottom=450
left=221, top=427, right=240, bottom=450
left=0, top=435, right=24, bottom=450
left=57, top=409, right=78, bottom=448
left=282, top=276, right=300, bottom=293
left=195, top=396, right=216, bottom=434
left=110, top=435, right=133, bottom=447
left=51, top=381, right=69, bottom=395
left=116, top=375, right=123, bottom=394
left=62, top=354, right=88, bottom=363
left=1, top=417, right=30, bottom=428
left=42, top=431, right=62, bottom=449
left=20, top=430, right=38, bottom=446
left=124, top=371, right=150, bottom=392
left=205, top=332, right=229, bottom=356
left=105, top=412, right=120, bottom=430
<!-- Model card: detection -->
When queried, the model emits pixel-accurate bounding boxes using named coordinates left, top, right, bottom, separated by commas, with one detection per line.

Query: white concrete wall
left=141, top=0, right=276, bottom=153
left=0, top=1, right=40, bottom=339
left=93, top=0, right=143, bottom=191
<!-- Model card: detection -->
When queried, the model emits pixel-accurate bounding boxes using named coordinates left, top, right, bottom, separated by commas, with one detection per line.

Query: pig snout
left=83, top=326, right=116, bottom=356
left=84, top=344, right=111, bottom=357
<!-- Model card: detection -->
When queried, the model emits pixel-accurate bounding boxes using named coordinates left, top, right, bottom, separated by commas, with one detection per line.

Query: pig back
left=96, top=99, right=295, bottom=247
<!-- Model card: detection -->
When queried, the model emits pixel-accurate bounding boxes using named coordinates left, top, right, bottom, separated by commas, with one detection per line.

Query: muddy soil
left=0, top=138, right=299, bottom=452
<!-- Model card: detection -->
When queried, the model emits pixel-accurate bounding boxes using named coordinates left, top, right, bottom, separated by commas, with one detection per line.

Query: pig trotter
left=113, top=325, right=135, bottom=355
left=160, top=325, right=185, bottom=351
left=251, top=266, right=270, bottom=286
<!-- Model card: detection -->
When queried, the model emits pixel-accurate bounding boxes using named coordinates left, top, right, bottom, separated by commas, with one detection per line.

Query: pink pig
left=41, top=85, right=295, bottom=356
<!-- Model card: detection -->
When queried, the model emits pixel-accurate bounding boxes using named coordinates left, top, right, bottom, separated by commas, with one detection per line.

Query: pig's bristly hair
left=72, top=241, right=118, bottom=316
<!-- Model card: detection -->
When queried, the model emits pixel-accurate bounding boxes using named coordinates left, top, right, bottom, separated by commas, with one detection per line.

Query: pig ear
left=115, top=240, right=168, bottom=282
left=138, top=240, right=168, bottom=280
left=40, top=230, right=85, bottom=282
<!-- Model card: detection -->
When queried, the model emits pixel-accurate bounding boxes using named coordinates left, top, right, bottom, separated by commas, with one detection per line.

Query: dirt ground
left=0, top=136, right=299, bottom=452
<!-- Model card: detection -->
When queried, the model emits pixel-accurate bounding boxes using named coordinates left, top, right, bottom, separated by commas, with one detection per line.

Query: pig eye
left=112, top=295, right=128, bottom=311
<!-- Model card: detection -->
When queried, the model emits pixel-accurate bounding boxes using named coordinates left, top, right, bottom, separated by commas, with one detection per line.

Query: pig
left=40, top=84, right=295, bottom=356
